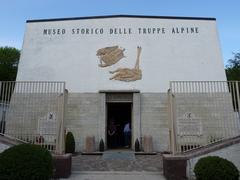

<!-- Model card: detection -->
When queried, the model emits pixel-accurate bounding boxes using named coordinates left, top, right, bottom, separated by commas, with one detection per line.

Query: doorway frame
left=99, top=90, right=141, bottom=150
left=106, top=101, right=133, bottom=149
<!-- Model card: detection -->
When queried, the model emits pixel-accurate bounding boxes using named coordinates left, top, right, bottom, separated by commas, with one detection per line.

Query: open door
left=107, top=102, right=132, bottom=149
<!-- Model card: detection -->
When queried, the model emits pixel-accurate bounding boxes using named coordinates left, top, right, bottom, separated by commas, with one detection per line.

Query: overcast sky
left=0, top=0, right=239, bottom=65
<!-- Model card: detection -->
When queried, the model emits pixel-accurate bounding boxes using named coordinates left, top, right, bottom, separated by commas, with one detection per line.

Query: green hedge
left=135, top=138, right=140, bottom=152
left=194, top=156, right=239, bottom=180
left=65, top=131, right=75, bottom=153
left=0, top=144, right=53, bottom=180
left=99, top=138, right=104, bottom=152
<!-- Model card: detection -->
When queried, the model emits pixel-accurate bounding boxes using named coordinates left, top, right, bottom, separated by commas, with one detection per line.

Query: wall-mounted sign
left=38, top=112, right=57, bottom=143
left=42, top=27, right=199, bottom=36
left=177, top=112, right=202, bottom=136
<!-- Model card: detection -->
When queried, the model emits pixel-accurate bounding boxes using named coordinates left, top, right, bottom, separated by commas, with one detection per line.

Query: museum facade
left=4, top=15, right=239, bottom=153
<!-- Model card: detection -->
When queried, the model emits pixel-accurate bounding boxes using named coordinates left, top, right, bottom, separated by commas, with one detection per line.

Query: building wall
left=14, top=16, right=229, bottom=152
left=2, top=91, right=239, bottom=153
left=17, top=16, right=226, bottom=93
left=174, top=93, right=240, bottom=151
left=64, top=92, right=239, bottom=152
left=3, top=92, right=64, bottom=145
left=141, top=93, right=170, bottom=151
left=64, top=93, right=105, bottom=152
left=64, top=92, right=170, bottom=152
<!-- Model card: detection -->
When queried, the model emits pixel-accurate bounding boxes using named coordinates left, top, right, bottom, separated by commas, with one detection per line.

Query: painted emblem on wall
left=96, top=46, right=142, bottom=82
left=97, top=46, right=125, bottom=67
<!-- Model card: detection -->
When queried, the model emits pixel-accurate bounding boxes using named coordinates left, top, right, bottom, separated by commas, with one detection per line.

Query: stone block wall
left=4, top=93, right=64, bottom=143
left=4, top=91, right=238, bottom=153
left=64, top=92, right=170, bottom=152
left=140, top=93, right=170, bottom=152
left=64, top=92, right=239, bottom=152
left=174, top=93, right=240, bottom=151
left=64, top=93, right=105, bottom=152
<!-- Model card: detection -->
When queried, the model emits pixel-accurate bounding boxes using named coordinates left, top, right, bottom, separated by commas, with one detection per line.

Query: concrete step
left=72, top=153, right=163, bottom=172
left=60, top=171, right=166, bottom=180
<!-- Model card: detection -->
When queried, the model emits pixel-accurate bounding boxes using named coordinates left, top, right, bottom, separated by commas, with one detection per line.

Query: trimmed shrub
left=0, top=144, right=53, bottom=180
left=99, top=138, right=104, bottom=152
left=135, top=138, right=140, bottom=152
left=194, top=156, right=239, bottom=180
left=65, top=131, right=75, bottom=153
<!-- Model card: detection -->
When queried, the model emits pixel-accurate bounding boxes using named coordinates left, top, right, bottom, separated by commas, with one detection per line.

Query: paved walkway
left=61, top=150, right=165, bottom=180
left=72, top=151, right=163, bottom=171
left=62, top=171, right=166, bottom=180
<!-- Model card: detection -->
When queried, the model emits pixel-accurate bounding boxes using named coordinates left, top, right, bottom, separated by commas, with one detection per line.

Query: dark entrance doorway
left=107, top=103, right=132, bottom=149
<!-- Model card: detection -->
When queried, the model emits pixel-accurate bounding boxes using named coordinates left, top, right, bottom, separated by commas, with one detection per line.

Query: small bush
left=135, top=138, right=140, bottom=152
left=194, top=156, right=239, bottom=180
left=0, top=144, right=53, bottom=180
left=65, top=131, right=75, bottom=153
left=99, top=138, right=104, bottom=152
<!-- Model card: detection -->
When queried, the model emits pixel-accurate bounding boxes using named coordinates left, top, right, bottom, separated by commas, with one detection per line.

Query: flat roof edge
left=26, top=14, right=216, bottom=23
left=99, top=90, right=140, bottom=93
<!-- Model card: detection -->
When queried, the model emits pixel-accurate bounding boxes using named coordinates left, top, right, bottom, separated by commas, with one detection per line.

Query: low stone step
left=72, top=153, right=163, bottom=172
left=62, top=171, right=166, bottom=180
left=102, top=151, right=135, bottom=160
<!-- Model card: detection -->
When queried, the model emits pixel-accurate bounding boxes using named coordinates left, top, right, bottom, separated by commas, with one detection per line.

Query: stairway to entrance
left=102, top=150, right=135, bottom=160
left=72, top=150, right=163, bottom=172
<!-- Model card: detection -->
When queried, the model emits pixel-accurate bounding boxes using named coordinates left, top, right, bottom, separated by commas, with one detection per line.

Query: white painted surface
left=187, top=142, right=240, bottom=179
left=17, top=17, right=226, bottom=92
left=0, top=142, right=10, bottom=153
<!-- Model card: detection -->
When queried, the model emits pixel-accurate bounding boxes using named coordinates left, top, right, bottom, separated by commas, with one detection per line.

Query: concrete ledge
left=182, top=136, right=240, bottom=159
left=0, top=134, right=24, bottom=146
left=81, top=151, right=103, bottom=155
left=81, top=151, right=158, bottom=155
left=53, top=153, right=72, bottom=178
left=72, top=171, right=164, bottom=175
left=162, top=154, right=188, bottom=160
left=99, top=90, right=140, bottom=93
left=135, top=152, right=157, bottom=155
left=175, top=136, right=240, bottom=159
left=164, top=136, right=240, bottom=160
left=163, top=157, right=187, bottom=180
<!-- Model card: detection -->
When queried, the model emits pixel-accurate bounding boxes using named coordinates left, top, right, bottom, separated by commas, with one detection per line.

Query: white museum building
left=0, top=15, right=239, bottom=155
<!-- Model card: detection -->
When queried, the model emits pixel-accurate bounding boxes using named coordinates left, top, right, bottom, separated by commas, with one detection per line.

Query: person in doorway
left=123, top=122, right=131, bottom=148
left=108, top=120, right=117, bottom=148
